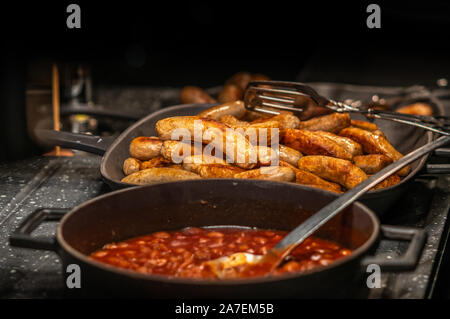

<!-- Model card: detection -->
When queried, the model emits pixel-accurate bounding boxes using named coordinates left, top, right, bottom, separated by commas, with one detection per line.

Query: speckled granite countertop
left=0, top=155, right=108, bottom=298
left=0, top=154, right=449, bottom=298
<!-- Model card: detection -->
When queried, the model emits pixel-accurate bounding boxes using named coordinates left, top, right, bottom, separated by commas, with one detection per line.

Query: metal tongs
left=243, top=81, right=450, bottom=136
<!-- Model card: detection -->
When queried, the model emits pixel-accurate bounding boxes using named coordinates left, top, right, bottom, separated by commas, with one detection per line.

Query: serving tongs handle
left=264, top=135, right=450, bottom=268
left=331, top=106, right=450, bottom=136
left=244, top=81, right=450, bottom=136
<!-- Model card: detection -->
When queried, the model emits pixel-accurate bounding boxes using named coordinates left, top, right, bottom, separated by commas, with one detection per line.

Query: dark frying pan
left=9, top=179, right=426, bottom=298
left=37, top=99, right=448, bottom=215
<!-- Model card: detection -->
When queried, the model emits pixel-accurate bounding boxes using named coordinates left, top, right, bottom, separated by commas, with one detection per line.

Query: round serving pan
left=36, top=102, right=440, bottom=215
left=10, top=179, right=425, bottom=298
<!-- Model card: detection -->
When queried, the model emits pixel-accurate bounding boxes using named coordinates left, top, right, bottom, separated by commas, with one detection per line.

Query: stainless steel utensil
left=244, top=81, right=450, bottom=135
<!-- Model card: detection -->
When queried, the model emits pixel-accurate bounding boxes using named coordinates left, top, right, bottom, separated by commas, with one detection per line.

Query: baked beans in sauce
left=90, top=227, right=351, bottom=279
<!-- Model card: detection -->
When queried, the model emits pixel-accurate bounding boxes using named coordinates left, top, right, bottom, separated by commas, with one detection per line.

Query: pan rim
left=56, top=179, right=380, bottom=286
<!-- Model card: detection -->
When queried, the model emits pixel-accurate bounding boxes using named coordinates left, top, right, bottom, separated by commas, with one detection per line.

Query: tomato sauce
left=89, top=227, right=351, bottom=279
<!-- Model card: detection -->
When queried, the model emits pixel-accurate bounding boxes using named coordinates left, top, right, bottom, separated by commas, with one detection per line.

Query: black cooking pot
left=9, top=179, right=425, bottom=298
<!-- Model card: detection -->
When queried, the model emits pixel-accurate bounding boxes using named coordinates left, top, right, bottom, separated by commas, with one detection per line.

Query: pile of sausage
left=180, top=71, right=270, bottom=105
left=121, top=97, right=412, bottom=193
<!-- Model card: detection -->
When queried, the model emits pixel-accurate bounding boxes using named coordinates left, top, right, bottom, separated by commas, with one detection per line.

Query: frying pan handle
left=35, top=129, right=114, bottom=155
left=361, top=225, right=426, bottom=271
left=61, top=103, right=143, bottom=121
left=9, top=208, right=69, bottom=251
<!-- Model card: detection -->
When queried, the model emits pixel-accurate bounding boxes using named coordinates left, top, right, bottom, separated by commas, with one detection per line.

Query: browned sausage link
left=197, top=100, right=247, bottom=120
left=225, top=71, right=252, bottom=91
left=233, top=166, right=296, bottom=182
left=182, top=154, right=227, bottom=173
left=349, top=120, right=385, bottom=138
left=371, top=174, right=401, bottom=190
left=123, top=157, right=142, bottom=175
left=396, top=102, right=433, bottom=116
left=156, top=116, right=257, bottom=169
left=297, top=155, right=368, bottom=189
left=251, top=112, right=300, bottom=129
left=160, top=140, right=204, bottom=163
left=353, top=154, right=393, bottom=174
left=129, top=136, right=163, bottom=161
left=242, top=109, right=273, bottom=121
left=350, top=120, right=379, bottom=132
left=140, top=156, right=171, bottom=170
left=339, top=127, right=410, bottom=176
left=186, top=163, right=245, bottom=178
left=281, top=129, right=353, bottom=160
left=256, top=146, right=277, bottom=166
left=279, top=161, right=342, bottom=193
left=279, top=145, right=302, bottom=167
left=296, top=99, right=333, bottom=120
left=255, top=144, right=302, bottom=167
left=250, top=73, right=270, bottom=82
left=314, top=131, right=363, bottom=157
left=180, top=86, right=216, bottom=104
left=218, top=115, right=250, bottom=128
left=121, top=167, right=201, bottom=185
left=217, top=84, right=243, bottom=103
left=297, top=113, right=351, bottom=133
left=244, top=121, right=280, bottom=146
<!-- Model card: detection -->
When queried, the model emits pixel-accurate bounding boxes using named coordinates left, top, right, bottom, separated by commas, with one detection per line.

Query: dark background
left=1, top=1, right=449, bottom=160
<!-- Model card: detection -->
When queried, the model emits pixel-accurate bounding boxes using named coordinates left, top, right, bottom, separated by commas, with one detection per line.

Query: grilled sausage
left=251, top=112, right=300, bottom=129
left=244, top=120, right=280, bottom=146
left=226, top=71, right=252, bottom=91
left=160, top=140, right=205, bottom=164
left=242, top=109, right=273, bottom=121
left=350, top=119, right=378, bottom=132
left=121, top=167, right=201, bottom=185
left=180, top=86, right=216, bottom=104
left=297, top=156, right=368, bottom=189
left=140, top=156, right=170, bottom=170
left=219, top=116, right=279, bottom=145
left=281, top=129, right=353, bottom=160
left=234, top=166, right=296, bottom=182
left=123, top=157, right=142, bottom=176
left=197, top=100, right=247, bottom=120
left=256, top=144, right=303, bottom=167
left=349, top=120, right=386, bottom=138
left=279, top=144, right=302, bottom=167
left=297, top=113, right=351, bottom=133
left=186, top=163, right=245, bottom=178
left=219, top=115, right=250, bottom=128
left=256, top=146, right=278, bottom=166
left=279, top=161, right=342, bottom=193
left=339, top=127, right=410, bottom=176
left=314, top=131, right=363, bottom=157
left=396, top=102, right=432, bottom=116
left=156, top=116, right=257, bottom=169
left=129, top=136, right=163, bottom=161
left=182, top=154, right=227, bottom=172
left=250, top=73, right=270, bottom=82
left=217, top=84, right=243, bottom=103
left=371, top=174, right=401, bottom=190
left=353, top=154, right=393, bottom=174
